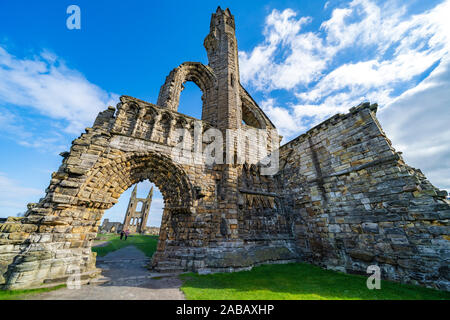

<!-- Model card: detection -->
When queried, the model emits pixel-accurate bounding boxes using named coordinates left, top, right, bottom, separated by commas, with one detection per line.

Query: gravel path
left=24, top=246, right=185, bottom=300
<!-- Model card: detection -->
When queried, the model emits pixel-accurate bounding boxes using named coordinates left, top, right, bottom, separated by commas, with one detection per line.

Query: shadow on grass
left=180, top=263, right=450, bottom=300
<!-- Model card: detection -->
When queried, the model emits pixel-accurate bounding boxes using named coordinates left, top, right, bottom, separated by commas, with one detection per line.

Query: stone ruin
left=98, top=185, right=157, bottom=235
left=143, top=227, right=160, bottom=236
left=98, top=219, right=122, bottom=234
left=122, top=185, right=153, bottom=234
left=0, top=7, right=449, bottom=291
left=98, top=220, right=159, bottom=236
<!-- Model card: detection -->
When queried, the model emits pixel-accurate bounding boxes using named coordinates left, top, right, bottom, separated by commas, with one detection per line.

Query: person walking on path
left=124, top=229, right=130, bottom=240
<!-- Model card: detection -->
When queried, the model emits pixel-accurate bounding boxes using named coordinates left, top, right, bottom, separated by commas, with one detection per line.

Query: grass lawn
left=92, top=234, right=158, bottom=257
left=180, top=263, right=450, bottom=300
left=3, top=235, right=449, bottom=301
left=0, top=285, right=65, bottom=300
left=94, top=233, right=119, bottom=242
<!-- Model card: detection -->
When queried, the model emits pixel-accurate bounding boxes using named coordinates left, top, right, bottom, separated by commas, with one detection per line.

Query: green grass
left=180, top=263, right=450, bottom=300
left=0, top=285, right=65, bottom=300
left=92, top=234, right=158, bottom=257
left=94, top=233, right=119, bottom=242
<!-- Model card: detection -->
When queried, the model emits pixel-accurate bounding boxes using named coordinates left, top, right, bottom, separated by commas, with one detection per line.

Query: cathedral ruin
left=122, top=185, right=153, bottom=234
left=98, top=185, right=154, bottom=234
left=0, top=7, right=448, bottom=291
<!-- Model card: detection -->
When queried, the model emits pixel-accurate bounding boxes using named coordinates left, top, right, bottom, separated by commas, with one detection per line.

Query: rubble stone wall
left=278, top=103, right=450, bottom=291
left=98, top=219, right=123, bottom=233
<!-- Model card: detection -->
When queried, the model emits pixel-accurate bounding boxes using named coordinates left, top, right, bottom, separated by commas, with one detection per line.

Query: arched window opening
left=242, top=102, right=264, bottom=129
left=178, top=81, right=203, bottom=119
left=100, top=180, right=164, bottom=236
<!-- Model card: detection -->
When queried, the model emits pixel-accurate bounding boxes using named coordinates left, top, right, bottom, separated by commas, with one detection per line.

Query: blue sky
left=0, top=0, right=449, bottom=225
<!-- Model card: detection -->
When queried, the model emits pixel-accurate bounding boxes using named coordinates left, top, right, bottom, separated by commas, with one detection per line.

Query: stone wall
left=278, top=102, right=450, bottom=291
left=0, top=214, right=99, bottom=289
left=143, top=227, right=160, bottom=236
left=98, top=219, right=123, bottom=234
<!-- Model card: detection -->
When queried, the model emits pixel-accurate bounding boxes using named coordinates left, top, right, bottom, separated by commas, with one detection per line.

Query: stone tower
left=203, top=7, right=242, bottom=129
left=122, top=185, right=153, bottom=234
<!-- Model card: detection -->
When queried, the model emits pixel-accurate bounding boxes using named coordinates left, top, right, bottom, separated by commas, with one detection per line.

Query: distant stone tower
left=122, top=185, right=153, bottom=234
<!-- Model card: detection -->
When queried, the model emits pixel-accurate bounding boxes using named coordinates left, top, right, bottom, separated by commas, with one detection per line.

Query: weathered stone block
left=348, top=249, right=375, bottom=262
left=361, top=222, right=379, bottom=233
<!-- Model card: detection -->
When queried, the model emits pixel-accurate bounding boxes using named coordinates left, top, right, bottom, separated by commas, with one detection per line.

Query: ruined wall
left=0, top=95, right=209, bottom=289
left=143, top=227, right=160, bottom=236
left=279, top=102, right=450, bottom=290
left=98, top=219, right=123, bottom=233
left=0, top=211, right=100, bottom=289
left=0, top=93, right=294, bottom=289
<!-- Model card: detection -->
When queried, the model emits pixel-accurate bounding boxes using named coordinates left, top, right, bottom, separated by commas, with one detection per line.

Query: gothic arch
left=141, top=106, right=158, bottom=139
left=242, top=98, right=266, bottom=129
left=240, top=86, right=275, bottom=130
left=113, top=99, right=142, bottom=135
left=157, top=62, right=216, bottom=113
left=77, top=151, right=196, bottom=212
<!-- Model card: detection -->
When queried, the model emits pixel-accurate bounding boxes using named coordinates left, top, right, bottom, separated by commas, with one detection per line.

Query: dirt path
left=24, top=246, right=185, bottom=300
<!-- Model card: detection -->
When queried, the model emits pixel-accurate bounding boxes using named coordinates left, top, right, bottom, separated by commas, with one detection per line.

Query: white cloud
left=240, top=0, right=449, bottom=111
left=259, top=99, right=305, bottom=140
left=0, top=45, right=121, bottom=215
left=0, top=108, right=68, bottom=153
left=0, top=46, right=119, bottom=134
left=239, top=0, right=450, bottom=191
left=378, top=56, right=450, bottom=191
left=0, top=172, right=43, bottom=217
left=239, top=9, right=326, bottom=91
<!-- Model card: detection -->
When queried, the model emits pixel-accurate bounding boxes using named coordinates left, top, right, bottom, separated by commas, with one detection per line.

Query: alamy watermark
left=366, top=265, right=381, bottom=290
left=66, top=5, right=81, bottom=30
left=66, top=264, right=81, bottom=289
left=170, top=123, right=280, bottom=175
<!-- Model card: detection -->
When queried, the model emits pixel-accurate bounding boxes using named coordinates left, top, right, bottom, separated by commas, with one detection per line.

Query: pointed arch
left=157, top=62, right=216, bottom=114
left=240, top=86, right=275, bottom=130
left=77, top=151, right=196, bottom=212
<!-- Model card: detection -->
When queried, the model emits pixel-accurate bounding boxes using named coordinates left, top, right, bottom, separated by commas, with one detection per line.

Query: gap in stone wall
left=101, top=180, right=164, bottom=229
left=177, top=81, right=203, bottom=119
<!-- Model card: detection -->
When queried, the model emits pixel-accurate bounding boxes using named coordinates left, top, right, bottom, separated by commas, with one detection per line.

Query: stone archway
left=240, top=86, right=275, bottom=130
left=156, top=62, right=217, bottom=115
left=1, top=140, right=198, bottom=289
left=79, top=151, right=195, bottom=212
left=0, top=8, right=296, bottom=290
